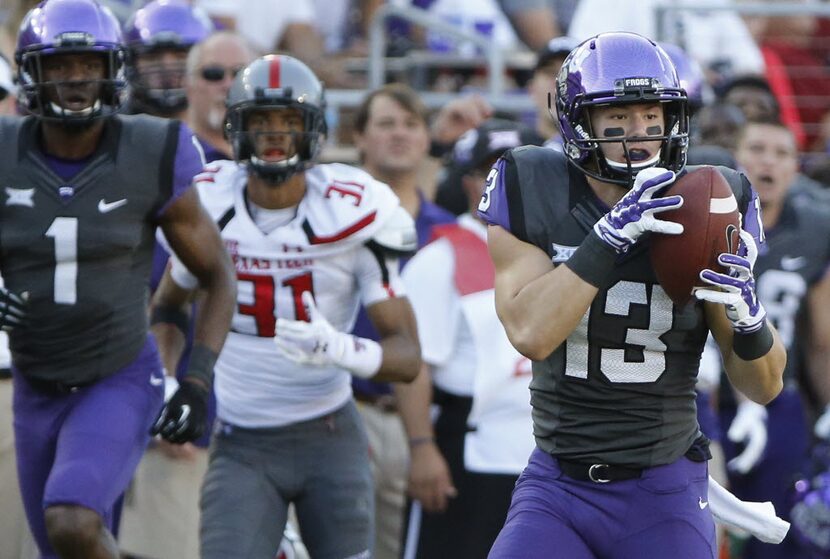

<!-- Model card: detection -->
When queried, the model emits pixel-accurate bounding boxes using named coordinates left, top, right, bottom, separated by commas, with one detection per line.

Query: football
left=649, top=166, right=741, bottom=306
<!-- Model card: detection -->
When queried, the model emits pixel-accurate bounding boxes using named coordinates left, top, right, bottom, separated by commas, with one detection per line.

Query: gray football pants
left=200, top=400, right=373, bottom=559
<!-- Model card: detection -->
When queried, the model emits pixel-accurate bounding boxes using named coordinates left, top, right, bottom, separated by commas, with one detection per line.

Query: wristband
left=183, top=344, right=218, bottom=388
left=564, top=230, right=618, bottom=288
left=339, top=335, right=383, bottom=379
left=150, top=305, right=189, bottom=338
left=733, top=321, right=774, bottom=361
left=409, top=436, right=435, bottom=449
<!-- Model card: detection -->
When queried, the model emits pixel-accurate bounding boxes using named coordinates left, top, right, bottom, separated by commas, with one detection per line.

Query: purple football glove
left=694, top=229, right=766, bottom=334
left=593, top=167, right=683, bottom=254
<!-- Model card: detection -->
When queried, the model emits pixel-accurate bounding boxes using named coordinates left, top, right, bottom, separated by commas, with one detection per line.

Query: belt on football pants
left=556, top=435, right=712, bottom=483
left=23, top=375, right=98, bottom=394
left=557, top=460, right=643, bottom=483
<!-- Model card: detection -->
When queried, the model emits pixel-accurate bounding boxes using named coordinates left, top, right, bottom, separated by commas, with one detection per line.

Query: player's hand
left=150, top=379, right=209, bottom=444
left=275, top=292, right=382, bottom=378
left=695, top=229, right=766, bottom=334
left=0, top=288, right=28, bottom=332
left=275, top=292, right=346, bottom=367
left=727, top=401, right=768, bottom=474
left=593, top=167, right=682, bottom=253
left=407, top=441, right=457, bottom=513
left=155, top=439, right=200, bottom=462
left=430, top=94, right=493, bottom=146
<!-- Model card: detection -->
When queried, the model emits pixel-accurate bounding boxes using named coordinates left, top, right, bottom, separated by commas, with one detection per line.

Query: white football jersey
left=171, top=160, right=406, bottom=427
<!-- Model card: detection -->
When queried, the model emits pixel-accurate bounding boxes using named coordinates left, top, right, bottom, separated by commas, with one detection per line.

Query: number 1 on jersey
left=45, top=217, right=78, bottom=305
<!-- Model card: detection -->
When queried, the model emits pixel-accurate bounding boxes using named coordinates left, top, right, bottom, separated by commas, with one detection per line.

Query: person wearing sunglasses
left=184, top=30, right=255, bottom=163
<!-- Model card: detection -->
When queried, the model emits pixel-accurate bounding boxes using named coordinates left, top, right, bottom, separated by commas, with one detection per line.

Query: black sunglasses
left=199, top=66, right=243, bottom=82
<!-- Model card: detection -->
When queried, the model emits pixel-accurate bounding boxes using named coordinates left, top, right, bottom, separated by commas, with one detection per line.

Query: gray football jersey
left=753, top=194, right=830, bottom=383
left=0, top=115, right=198, bottom=384
left=489, top=147, right=755, bottom=467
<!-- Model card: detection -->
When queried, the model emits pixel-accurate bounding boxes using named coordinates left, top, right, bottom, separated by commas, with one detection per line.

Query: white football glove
left=727, top=400, right=768, bottom=474
left=593, top=167, right=683, bottom=254
left=274, top=292, right=382, bottom=379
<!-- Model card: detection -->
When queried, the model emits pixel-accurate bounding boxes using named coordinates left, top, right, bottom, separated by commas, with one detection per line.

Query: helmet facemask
left=18, top=46, right=126, bottom=125
left=126, top=45, right=189, bottom=115
left=226, top=101, right=326, bottom=185
left=565, top=94, right=688, bottom=187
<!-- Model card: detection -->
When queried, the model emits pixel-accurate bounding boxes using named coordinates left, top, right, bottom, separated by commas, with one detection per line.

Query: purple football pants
left=12, top=337, right=164, bottom=558
left=489, top=447, right=716, bottom=559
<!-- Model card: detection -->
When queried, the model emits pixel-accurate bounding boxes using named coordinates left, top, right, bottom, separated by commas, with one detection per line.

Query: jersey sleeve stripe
left=302, top=211, right=377, bottom=244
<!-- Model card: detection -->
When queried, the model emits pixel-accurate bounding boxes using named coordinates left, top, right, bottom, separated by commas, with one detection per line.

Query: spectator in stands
left=184, top=31, right=256, bottom=161
left=350, top=83, right=458, bottom=559
left=194, top=0, right=358, bottom=87
left=528, top=36, right=579, bottom=149
left=569, top=0, right=765, bottom=80
left=721, top=75, right=780, bottom=123
left=400, top=118, right=542, bottom=559
left=746, top=9, right=830, bottom=151
left=695, top=102, right=748, bottom=152
left=495, top=0, right=562, bottom=50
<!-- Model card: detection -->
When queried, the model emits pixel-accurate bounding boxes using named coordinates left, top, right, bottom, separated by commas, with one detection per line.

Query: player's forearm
left=191, top=266, right=236, bottom=356
left=372, top=330, right=421, bottom=383
left=499, top=264, right=597, bottom=361
left=724, top=323, right=786, bottom=404
left=151, top=322, right=187, bottom=376
left=393, top=363, right=436, bottom=442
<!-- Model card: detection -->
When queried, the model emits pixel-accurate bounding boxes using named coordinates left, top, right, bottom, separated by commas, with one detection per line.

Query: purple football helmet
left=15, top=0, right=127, bottom=122
left=660, top=43, right=708, bottom=113
left=224, top=55, right=327, bottom=184
left=555, top=32, right=689, bottom=186
left=123, top=0, right=214, bottom=115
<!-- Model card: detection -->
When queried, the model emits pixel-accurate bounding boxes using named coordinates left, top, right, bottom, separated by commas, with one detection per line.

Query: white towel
left=708, top=475, right=790, bottom=544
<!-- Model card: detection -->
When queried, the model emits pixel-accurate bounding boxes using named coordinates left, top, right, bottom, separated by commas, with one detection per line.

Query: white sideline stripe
left=710, top=195, right=738, bottom=214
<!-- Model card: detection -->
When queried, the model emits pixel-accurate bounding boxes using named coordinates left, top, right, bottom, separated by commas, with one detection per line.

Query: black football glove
left=150, top=379, right=209, bottom=444
left=0, top=288, right=28, bottom=332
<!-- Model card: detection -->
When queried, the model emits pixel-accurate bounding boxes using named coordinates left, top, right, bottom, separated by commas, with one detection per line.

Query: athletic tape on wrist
left=564, top=230, right=618, bottom=288
left=342, top=335, right=383, bottom=379
left=733, top=321, right=774, bottom=361
left=184, top=344, right=218, bottom=389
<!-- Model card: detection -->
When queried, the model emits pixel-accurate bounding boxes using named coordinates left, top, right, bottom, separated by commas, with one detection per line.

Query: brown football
left=649, top=166, right=741, bottom=306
